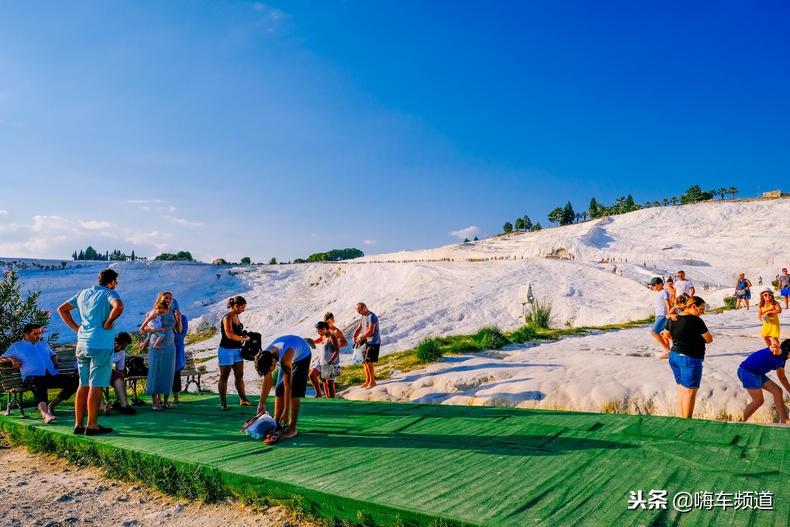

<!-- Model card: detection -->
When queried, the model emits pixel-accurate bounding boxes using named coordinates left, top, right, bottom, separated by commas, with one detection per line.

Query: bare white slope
left=8, top=198, right=790, bottom=421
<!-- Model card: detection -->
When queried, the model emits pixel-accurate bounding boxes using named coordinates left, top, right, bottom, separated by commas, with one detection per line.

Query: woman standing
left=734, top=273, right=753, bottom=310
left=172, top=310, right=188, bottom=404
left=140, top=292, right=182, bottom=411
left=662, top=296, right=713, bottom=418
left=218, top=296, right=251, bottom=410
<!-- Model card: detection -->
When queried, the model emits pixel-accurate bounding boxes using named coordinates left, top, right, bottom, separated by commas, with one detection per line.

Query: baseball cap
left=649, top=277, right=663, bottom=286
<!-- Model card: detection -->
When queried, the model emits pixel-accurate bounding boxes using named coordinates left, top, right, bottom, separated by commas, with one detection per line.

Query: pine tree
left=0, top=270, right=57, bottom=351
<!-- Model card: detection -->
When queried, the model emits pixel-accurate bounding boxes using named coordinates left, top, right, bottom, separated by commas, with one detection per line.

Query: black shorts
left=23, top=373, right=78, bottom=405
left=275, top=355, right=311, bottom=398
left=363, top=343, right=380, bottom=363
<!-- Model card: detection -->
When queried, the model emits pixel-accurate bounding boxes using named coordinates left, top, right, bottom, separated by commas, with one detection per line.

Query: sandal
left=239, top=399, right=253, bottom=406
left=151, top=405, right=162, bottom=412
left=163, top=403, right=175, bottom=409
left=220, top=404, right=229, bottom=411
left=263, top=430, right=282, bottom=445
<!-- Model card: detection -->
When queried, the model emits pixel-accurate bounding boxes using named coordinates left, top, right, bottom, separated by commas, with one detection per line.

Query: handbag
left=241, top=411, right=277, bottom=440
left=240, top=331, right=262, bottom=361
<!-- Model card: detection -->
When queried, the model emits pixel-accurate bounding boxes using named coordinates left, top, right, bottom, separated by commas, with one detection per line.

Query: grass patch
left=472, top=326, right=508, bottom=350
left=417, top=338, right=442, bottom=363
left=186, top=326, right=217, bottom=345
left=524, top=298, right=553, bottom=329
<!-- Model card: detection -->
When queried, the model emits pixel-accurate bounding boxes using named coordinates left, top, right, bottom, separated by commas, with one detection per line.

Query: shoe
left=112, top=401, right=122, bottom=411
left=220, top=404, right=229, bottom=411
left=73, top=426, right=85, bottom=435
left=85, top=426, right=113, bottom=436
left=119, top=405, right=137, bottom=415
left=163, top=403, right=175, bottom=409
left=151, top=405, right=162, bottom=411
left=239, top=399, right=252, bottom=406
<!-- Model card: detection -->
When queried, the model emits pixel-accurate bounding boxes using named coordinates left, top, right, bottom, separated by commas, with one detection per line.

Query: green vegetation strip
left=1, top=396, right=787, bottom=526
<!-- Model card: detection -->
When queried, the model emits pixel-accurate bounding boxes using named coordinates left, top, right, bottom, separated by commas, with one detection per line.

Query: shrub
left=525, top=297, right=553, bottom=329
left=0, top=270, right=57, bottom=351
left=723, top=296, right=737, bottom=309
left=446, top=339, right=483, bottom=354
left=509, top=325, right=537, bottom=343
left=416, top=337, right=442, bottom=363
left=473, top=326, right=509, bottom=349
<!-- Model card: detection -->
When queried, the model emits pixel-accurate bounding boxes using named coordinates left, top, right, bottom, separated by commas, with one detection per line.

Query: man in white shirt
left=674, top=270, right=695, bottom=297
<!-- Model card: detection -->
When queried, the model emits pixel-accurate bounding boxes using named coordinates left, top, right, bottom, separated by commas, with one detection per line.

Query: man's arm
left=0, top=348, right=21, bottom=369
left=333, top=328, right=348, bottom=349
left=57, top=302, right=81, bottom=333
left=103, top=298, right=124, bottom=330
left=257, top=372, right=273, bottom=413
left=280, top=348, right=294, bottom=419
left=776, top=367, right=790, bottom=393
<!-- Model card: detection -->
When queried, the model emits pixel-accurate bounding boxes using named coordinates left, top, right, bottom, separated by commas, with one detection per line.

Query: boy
left=737, top=340, right=790, bottom=423
left=649, top=277, right=671, bottom=359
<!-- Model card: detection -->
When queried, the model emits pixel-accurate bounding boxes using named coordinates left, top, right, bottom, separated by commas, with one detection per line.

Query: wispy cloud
left=0, top=209, right=8, bottom=216
left=127, top=199, right=176, bottom=213
left=166, top=216, right=202, bottom=228
left=80, top=220, right=115, bottom=230
left=363, top=239, right=376, bottom=245
left=449, top=226, right=479, bottom=240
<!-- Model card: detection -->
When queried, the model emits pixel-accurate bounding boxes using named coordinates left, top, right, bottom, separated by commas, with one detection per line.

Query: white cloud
left=363, top=239, right=376, bottom=245
left=0, top=209, right=8, bottom=216
left=449, top=226, right=480, bottom=240
left=80, top=220, right=115, bottom=230
left=166, top=216, right=202, bottom=228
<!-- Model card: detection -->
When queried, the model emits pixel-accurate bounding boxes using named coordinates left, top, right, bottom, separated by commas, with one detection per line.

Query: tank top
left=219, top=315, right=244, bottom=349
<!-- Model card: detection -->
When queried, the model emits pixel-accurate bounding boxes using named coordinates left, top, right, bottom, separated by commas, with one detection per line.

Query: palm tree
left=718, top=187, right=727, bottom=200
left=662, top=198, right=669, bottom=206
left=670, top=196, right=678, bottom=206
left=728, top=186, right=738, bottom=200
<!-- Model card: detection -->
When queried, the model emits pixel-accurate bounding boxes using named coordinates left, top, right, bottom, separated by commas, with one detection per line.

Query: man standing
left=778, top=268, right=790, bottom=309
left=353, top=302, right=381, bottom=389
left=58, top=269, right=123, bottom=435
left=0, top=323, right=78, bottom=423
left=649, top=278, right=671, bottom=359
left=674, top=270, right=695, bottom=298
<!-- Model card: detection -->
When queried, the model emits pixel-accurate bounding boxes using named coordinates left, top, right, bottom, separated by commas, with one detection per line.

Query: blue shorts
left=737, top=367, right=769, bottom=390
left=217, top=346, right=243, bottom=366
left=781, top=287, right=790, bottom=298
left=76, top=345, right=113, bottom=387
left=652, top=316, right=668, bottom=334
left=668, top=351, right=703, bottom=389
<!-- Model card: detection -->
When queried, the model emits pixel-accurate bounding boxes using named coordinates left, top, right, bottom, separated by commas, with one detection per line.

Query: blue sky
left=1, top=1, right=788, bottom=262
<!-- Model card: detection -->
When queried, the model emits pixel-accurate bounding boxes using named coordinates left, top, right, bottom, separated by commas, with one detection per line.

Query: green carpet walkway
left=1, top=395, right=788, bottom=526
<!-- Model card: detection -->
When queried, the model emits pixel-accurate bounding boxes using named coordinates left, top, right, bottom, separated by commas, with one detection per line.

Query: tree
left=502, top=222, right=513, bottom=234
left=514, top=218, right=525, bottom=231
left=548, top=207, right=564, bottom=226
left=463, top=238, right=470, bottom=243
left=680, top=184, right=713, bottom=205
left=473, top=236, right=478, bottom=241
left=0, top=270, right=57, bottom=352
left=670, top=196, right=678, bottom=206
left=561, top=201, right=575, bottom=225
left=269, top=257, right=277, bottom=265
left=728, top=186, right=738, bottom=200
left=84, top=246, right=99, bottom=260
left=523, top=215, right=533, bottom=231
left=240, top=256, right=251, bottom=265
left=532, top=222, right=542, bottom=231
left=589, top=198, right=603, bottom=219
left=131, top=250, right=136, bottom=261
left=718, top=187, right=727, bottom=200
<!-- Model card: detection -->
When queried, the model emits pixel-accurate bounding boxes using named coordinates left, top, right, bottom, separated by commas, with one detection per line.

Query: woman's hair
left=675, top=293, right=690, bottom=308
left=315, top=321, right=329, bottom=330
left=154, top=300, right=169, bottom=311
left=154, top=291, right=173, bottom=309
left=759, top=290, right=776, bottom=308
left=323, top=312, right=334, bottom=321
left=687, top=296, right=706, bottom=308
left=254, top=350, right=276, bottom=376
left=227, top=295, right=247, bottom=308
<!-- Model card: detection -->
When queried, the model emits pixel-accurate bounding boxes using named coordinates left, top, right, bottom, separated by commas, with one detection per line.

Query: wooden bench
left=0, top=347, right=78, bottom=418
left=180, top=349, right=203, bottom=393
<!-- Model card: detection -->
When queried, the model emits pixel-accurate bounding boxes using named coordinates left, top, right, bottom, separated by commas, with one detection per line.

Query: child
left=649, top=277, right=671, bottom=359
left=737, top=340, right=790, bottom=423
left=758, top=289, right=782, bottom=348
left=140, top=301, right=169, bottom=350
left=310, top=321, right=341, bottom=398
left=102, top=332, right=136, bottom=415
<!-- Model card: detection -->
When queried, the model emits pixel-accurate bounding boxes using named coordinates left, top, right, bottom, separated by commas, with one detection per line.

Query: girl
left=310, top=321, right=341, bottom=398
left=217, top=296, right=251, bottom=410
left=758, top=289, right=782, bottom=348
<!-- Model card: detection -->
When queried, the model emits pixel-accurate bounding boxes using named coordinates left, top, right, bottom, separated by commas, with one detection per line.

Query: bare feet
left=43, top=413, right=57, bottom=424
left=656, top=352, right=669, bottom=360
left=280, top=430, right=298, bottom=440
left=363, top=383, right=377, bottom=389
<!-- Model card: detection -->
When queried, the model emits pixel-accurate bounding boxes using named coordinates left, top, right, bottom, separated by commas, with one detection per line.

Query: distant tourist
left=353, top=302, right=381, bottom=389
left=103, top=332, right=136, bottom=415
left=140, top=292, right=181, bottom=411
left=57, top=268, right=123, bottom=435
left=733, top=273, right=753, bottom=310
left=674, top=270, right=695, bottom=297
left=310, top=321, right=341, bottom=398
left=0, top=323, right=78, bottom=423
left=662, top=296, right=712, bottom=419
left=778, top=268, right=790, bottom=309
left=758, top=289, right=782, bottom=348
left=758, top=276, right=763, bottom=287
left=648, top=277, right=671, bottom=359
left=736, top=340, right=790, bottom=424
left=217, top=296, right=252, bottom=410
left=254, top=335, right=314, bottom=444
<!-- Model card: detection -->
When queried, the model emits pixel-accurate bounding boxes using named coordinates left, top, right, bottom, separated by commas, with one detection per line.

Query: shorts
left=737, top=367, right=769, bottom=390
left=362, top=343, right=381, bottom=363
left=668, top=351, right=703, bottom=389
left=76, top=345, right=113, bottom=387
left=652, top=316, right=668, bottom=334
left=781, top=287, right=790, bottom=298
left=217, top=346, right=243, bottom=366
left=23, top=373, right=78, bottom=404
left=275, top=355, right=311, bottom=398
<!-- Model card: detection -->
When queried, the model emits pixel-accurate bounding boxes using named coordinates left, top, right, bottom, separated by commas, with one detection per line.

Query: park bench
left=181, top=349, right=203, bottom=393
left=0, top=347, right=77, bottom=418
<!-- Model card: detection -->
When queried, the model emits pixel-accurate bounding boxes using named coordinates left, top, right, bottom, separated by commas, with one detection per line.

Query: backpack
left=125, top=355, right=149, bottom=377
left=240, top=331, right=262, bottom=361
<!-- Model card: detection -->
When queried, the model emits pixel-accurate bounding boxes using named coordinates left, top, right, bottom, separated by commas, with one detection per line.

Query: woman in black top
left=662, top=296, right=713, bottom=418
left=217, top=296, right=251, bottom=410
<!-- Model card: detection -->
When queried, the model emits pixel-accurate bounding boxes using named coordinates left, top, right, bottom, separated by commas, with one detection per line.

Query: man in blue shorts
left=254, top=335, right=314, bottom=444
left=778, top=268, right=790, bottom=309
left=737, top=340, right=790, bottom=423
left=58, top=269, right=123, bottom=435
left=649, top=277, right=671, bottom=359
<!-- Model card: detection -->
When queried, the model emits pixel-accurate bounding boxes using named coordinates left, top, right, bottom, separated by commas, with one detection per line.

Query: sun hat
left=649, top=277, right=663, bottom=286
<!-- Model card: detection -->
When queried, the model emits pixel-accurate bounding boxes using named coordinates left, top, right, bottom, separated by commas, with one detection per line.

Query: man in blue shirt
left=58, top=269, right=123, bottom=436
left=0, top=323, right=78, bottom=423
left=737, top=339, right=790, bottom=423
